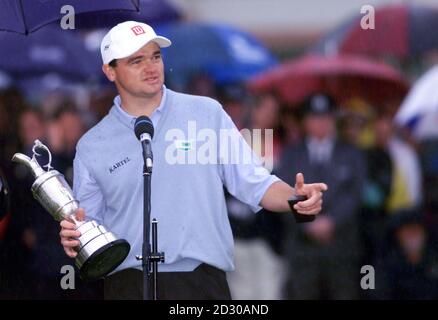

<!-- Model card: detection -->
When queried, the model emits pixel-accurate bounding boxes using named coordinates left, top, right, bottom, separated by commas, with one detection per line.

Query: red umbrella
left=312, top=4, right=438, bottom=60
left=248, top=54, right=409, bottom=112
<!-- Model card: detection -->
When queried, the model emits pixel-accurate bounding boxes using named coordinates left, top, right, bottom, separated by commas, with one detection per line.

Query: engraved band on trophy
left=12, top=139, right=130, bottom=281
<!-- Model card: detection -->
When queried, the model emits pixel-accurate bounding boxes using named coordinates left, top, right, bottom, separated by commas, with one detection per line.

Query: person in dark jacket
left=374, top=208, right=438, bottom=300
left=278, top=94, right=366, bottom=299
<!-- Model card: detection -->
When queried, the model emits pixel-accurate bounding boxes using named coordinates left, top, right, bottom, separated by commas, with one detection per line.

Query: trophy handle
left=33, top=139, right=53, bottom=171
left=11, top=139, right=53, bottom=178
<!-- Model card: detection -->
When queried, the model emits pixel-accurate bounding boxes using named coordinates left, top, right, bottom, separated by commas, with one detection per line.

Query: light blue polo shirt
left=73, top=87, right=280, bottom=273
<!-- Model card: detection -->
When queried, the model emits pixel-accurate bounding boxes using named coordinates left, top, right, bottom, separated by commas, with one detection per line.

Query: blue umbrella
left=156, top=22, right=278, bottom=86
left=0, top=26, right=100, bottom=81
left=0, top=0, right=139, bottom=34
left=74, top=0, right=181, bottom=29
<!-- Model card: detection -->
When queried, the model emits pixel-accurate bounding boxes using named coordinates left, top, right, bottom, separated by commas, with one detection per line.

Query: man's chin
left=141, top=86, right=163, bottom=98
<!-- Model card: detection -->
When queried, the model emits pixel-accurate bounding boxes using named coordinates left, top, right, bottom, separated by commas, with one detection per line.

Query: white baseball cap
left=100, top=21, right=171, bottom=64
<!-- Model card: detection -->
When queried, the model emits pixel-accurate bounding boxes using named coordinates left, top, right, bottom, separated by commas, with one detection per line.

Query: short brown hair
left=109, top=59, right=117, bottom=68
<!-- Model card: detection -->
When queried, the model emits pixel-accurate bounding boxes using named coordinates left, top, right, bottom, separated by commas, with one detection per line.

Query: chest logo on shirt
left=174, top=139, right=194, bottom=151
left=109, top=157, right=131, bottom=174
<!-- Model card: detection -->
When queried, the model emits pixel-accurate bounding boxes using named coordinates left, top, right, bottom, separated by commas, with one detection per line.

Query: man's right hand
left=59, top=208, right=85, bottom=258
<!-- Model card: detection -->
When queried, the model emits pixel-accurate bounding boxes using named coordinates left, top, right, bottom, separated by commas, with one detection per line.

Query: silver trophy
left=12, top=139, right=130, bottom=281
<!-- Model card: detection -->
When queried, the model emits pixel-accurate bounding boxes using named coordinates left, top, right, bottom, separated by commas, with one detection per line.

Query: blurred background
left=1, top=0, right=438, bottom=299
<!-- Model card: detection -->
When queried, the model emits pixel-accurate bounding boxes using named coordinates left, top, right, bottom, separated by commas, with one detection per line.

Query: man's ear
left=102, top=64, right=116, bottom=82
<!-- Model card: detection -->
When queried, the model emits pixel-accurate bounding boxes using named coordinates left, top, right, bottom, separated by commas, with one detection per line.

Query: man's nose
left=142, top=60, right=156, bottom=73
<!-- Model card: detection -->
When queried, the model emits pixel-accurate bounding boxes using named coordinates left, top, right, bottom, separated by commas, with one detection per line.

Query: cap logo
left=131, top=26, right=145, bottom=36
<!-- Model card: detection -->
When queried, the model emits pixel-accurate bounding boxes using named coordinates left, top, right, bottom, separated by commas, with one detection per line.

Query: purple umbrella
left=74, top=0, right=181, bottom=29
left=0, top=26, right=100, bottom=80
left=0, top=0, right=140, bottom=34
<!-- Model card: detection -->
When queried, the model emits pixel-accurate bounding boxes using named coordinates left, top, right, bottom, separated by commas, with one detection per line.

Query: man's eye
left=130, top=58, right=142, bottom=65
left=153, top=54, right=162, bottom=61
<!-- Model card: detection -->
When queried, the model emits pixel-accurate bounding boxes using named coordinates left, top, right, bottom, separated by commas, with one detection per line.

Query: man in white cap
left=59, top=21, right=328, bottom=299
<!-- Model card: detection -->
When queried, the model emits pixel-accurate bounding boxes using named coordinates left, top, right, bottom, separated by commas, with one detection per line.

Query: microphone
left=134, top=116, right=154, bottom=171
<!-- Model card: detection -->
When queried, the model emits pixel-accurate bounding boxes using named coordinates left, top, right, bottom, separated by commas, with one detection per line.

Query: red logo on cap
left=131, top=26, right=145, bottom=35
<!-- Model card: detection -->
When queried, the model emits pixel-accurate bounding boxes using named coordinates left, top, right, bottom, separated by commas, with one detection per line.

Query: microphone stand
left=151, top=218, right=163, bottom=299
left=136, top=147, right=165, bottom=300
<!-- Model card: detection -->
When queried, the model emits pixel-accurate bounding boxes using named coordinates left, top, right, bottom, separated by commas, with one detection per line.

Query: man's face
left=395, top=223, right=426, bottom=256
left=252, top=95, right=279, bottom=129
left=106, top=42, right=165, bottom=99
left=59, top=112, right=84, bottom=150
left=304, top=113, right=336, bottom=140
left=19, top=111, right=45, bottom=147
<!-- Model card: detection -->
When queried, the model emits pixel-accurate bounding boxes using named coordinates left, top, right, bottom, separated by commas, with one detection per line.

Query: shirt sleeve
left=217, top=108, right=280, bottom=213
left=73, top=153, right=105, bottom=224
